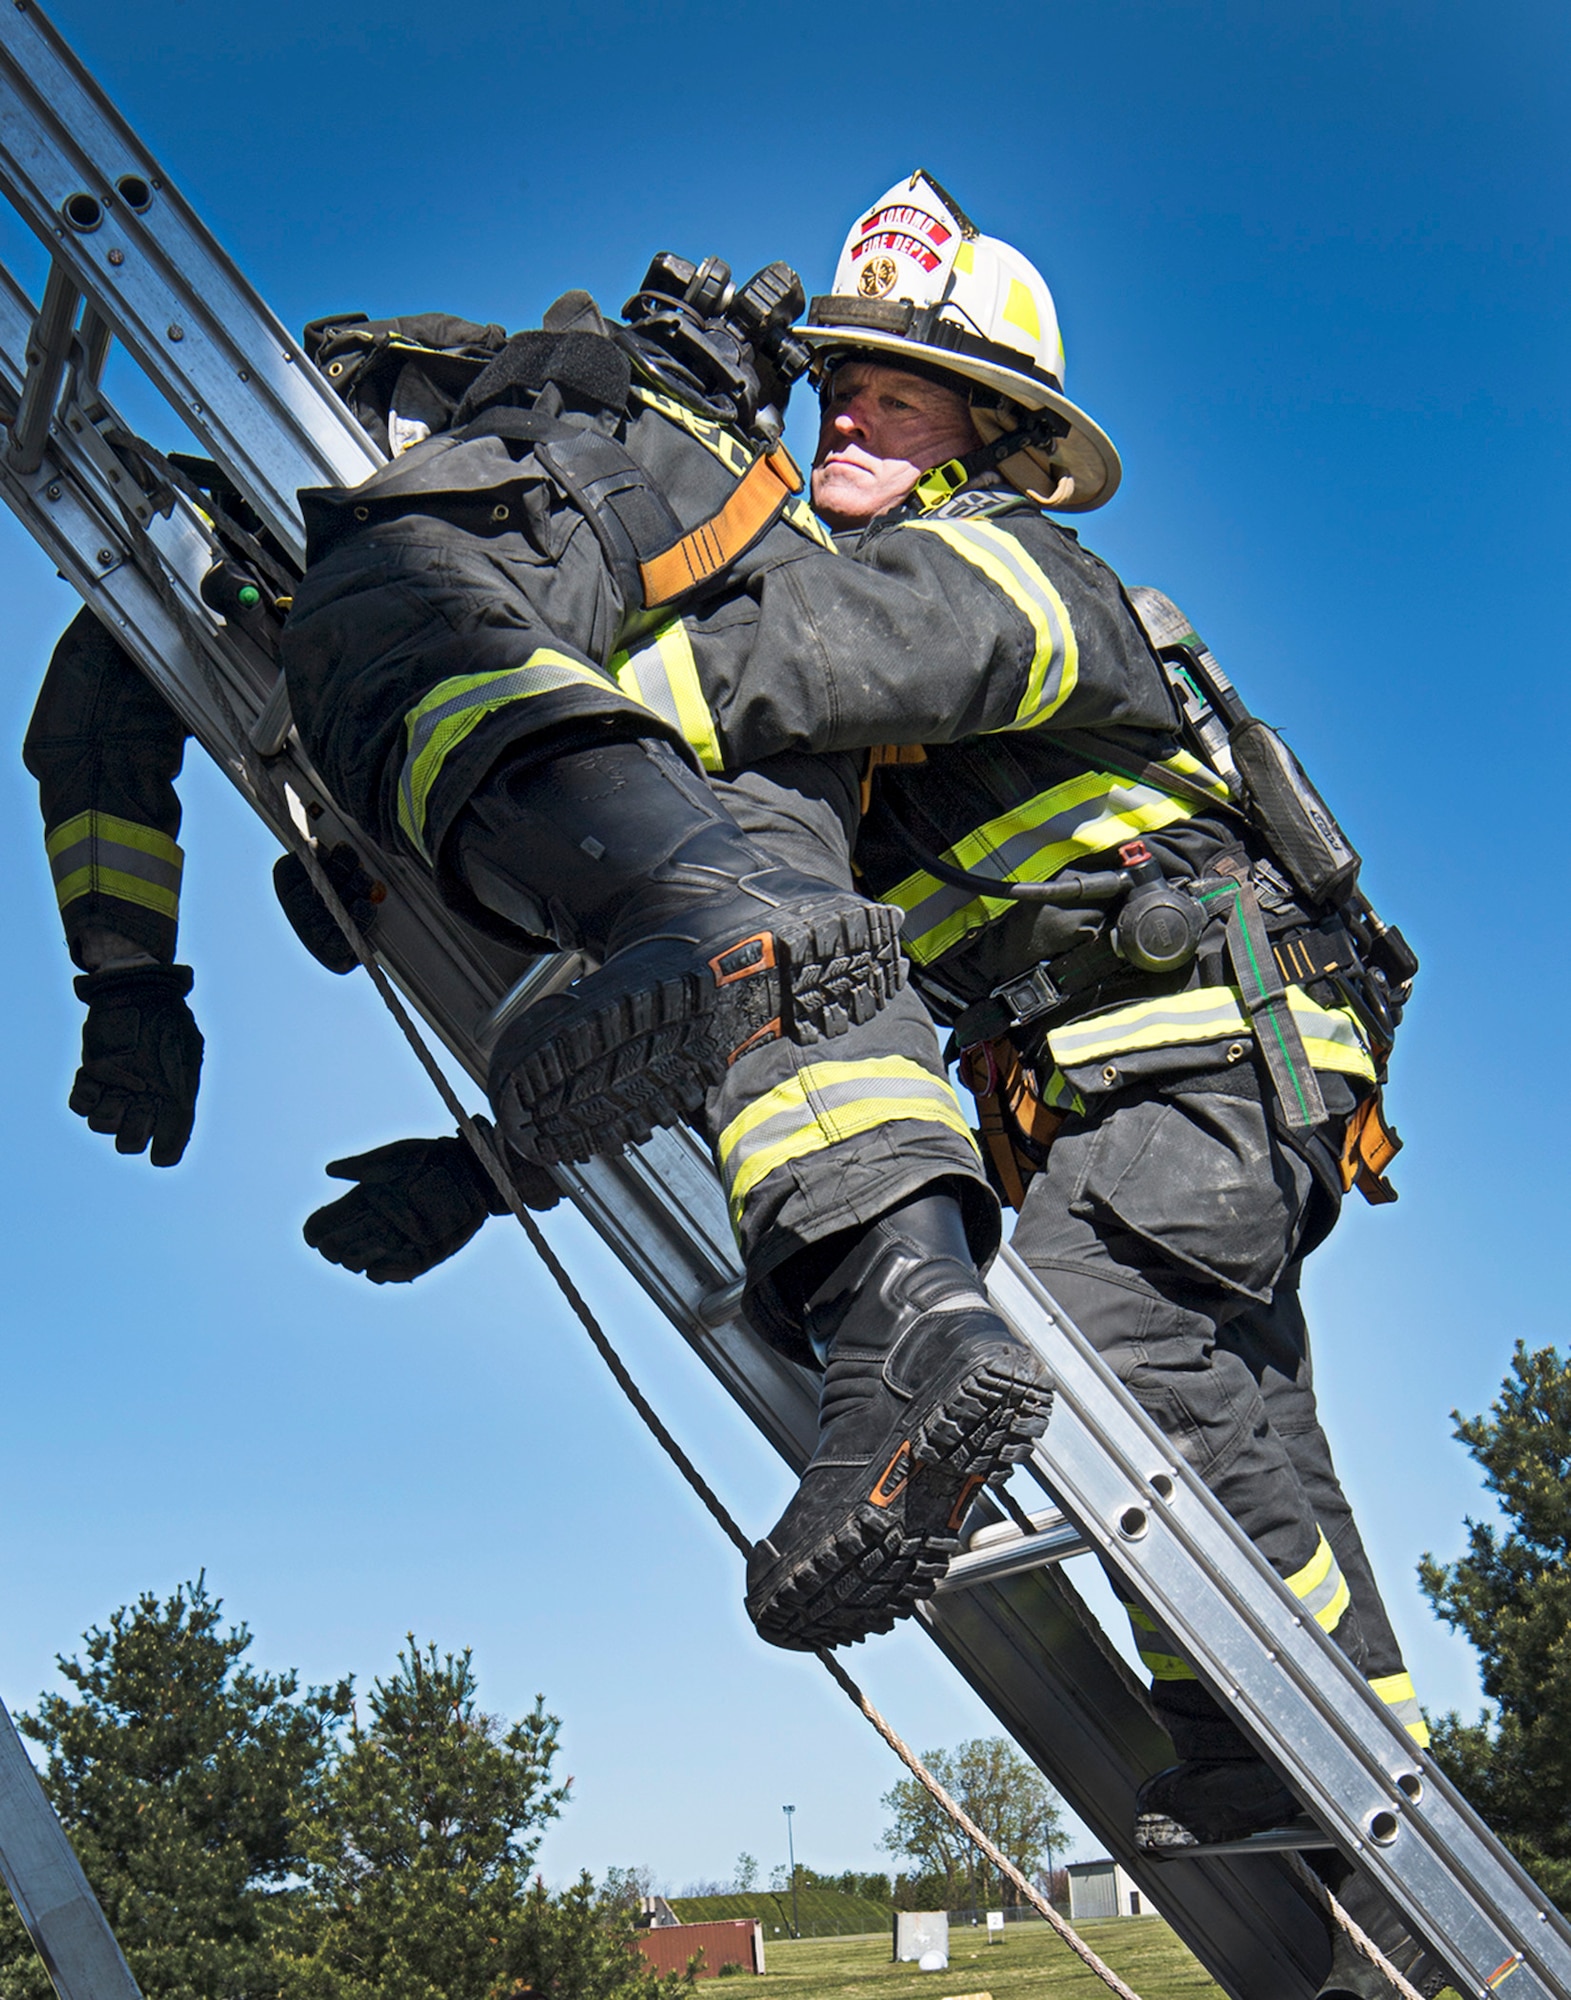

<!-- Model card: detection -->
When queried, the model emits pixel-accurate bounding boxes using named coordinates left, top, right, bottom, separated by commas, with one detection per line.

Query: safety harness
left=858, top=543, right=1417, bottom=1209
left=300, top=312, right=819, bottom=628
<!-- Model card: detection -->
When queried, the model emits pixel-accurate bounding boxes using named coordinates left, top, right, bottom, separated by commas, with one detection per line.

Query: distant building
left=638, top=1895, right=680, bottom=1929
left=1065, top=1861, right=1155, bottom=1921
left=634, top=1918, right=766, bottom=1978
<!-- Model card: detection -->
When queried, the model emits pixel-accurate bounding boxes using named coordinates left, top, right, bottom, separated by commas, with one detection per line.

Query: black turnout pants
left=1012, top=1078, right=1412, bottom=1757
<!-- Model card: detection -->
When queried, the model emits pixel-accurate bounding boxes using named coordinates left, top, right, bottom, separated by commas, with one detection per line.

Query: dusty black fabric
left=24, top=609, right=189, bottom=967
left=69, top=962, right=203, bottom=1167
left=452, top=330, right=631, bottom=427
left=301, top=312, right=509, bottom=454
left=701, top=764, right=997, bottom=1361
left=284, top=394, right=815, bottom=869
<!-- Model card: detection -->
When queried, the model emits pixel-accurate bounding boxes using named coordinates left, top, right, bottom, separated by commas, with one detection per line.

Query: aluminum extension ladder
left=0, top=9, right=1564, bottom=1998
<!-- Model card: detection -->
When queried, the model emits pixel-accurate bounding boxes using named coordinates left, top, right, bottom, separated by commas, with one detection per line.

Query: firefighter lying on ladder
left=27, top=170, right=1433, bottom=1998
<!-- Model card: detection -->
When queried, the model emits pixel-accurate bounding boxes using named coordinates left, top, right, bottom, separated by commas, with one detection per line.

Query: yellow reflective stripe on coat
left=1047, top=984, right=1376, bottom=1082
left=1369, top=1671, right=1431, bottom=1748
left=1122, top=1602, right=1197, bottom=1683
left=45, top=810, right=183, bottom=920
left=905, top=516, right=1079, bottom=731
left=1156, top=746, right=1233, bottom=804
left=1285, top=1529, right=1352, bottom=1635
left=883, top=769, right=1199, bottom=967
left=397, top=651, right=633, bottom=858
left=716, top=1055, right=978, bottom=1224
left=630, top=386, right=835, bottom=549
left=612, top=619, right=724, bottom=772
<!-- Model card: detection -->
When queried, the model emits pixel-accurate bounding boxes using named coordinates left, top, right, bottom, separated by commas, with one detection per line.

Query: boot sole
left=746, top=1352, right=1054, bottom=1652
left=495, top=898, right=905, bottom=1165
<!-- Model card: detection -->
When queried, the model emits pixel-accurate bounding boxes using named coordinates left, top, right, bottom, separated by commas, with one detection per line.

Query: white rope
left=283, top=831, right=1151, bottom=2000
left=1289, top=1853, right=1429, bottom=2000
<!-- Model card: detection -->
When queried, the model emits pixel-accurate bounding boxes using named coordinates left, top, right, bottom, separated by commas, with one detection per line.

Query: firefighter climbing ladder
left=0, top=9, right=1564, bottom=1998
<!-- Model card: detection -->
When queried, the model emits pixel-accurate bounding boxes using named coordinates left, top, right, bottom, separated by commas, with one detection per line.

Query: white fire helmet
left=799, top=171, right=1121, bottom=511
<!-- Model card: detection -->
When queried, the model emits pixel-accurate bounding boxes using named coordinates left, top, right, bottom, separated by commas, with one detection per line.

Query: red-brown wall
left=634, top=1918, right=765, bottom=1978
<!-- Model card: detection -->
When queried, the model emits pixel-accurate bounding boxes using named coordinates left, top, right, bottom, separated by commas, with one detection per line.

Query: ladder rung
left=8, top=260, right=79, bottom=473
left=936, top=1507, right=1091, bottom=1592
left=1147, top=1823, right=1335, bottom=1861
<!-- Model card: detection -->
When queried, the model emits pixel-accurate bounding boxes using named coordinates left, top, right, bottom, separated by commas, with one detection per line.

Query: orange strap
left=860, top=742, right=929, bottom=815
left=958, top=1037, right=1067, bottom=1212
left=639, top=444, right=803, bottom=608
left=1340, top=1089, right=1402, bottom=1205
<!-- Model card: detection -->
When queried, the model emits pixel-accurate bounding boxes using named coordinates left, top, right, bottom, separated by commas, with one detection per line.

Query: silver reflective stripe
left=905, top=515, right=1078, bottom=730
left=1122, top=1601, right=1196, bottom=1681
left=1369, top=1672, right=1430, bottom=1748
left=716, top=1056, right=976, bottom=1221
left=612, top=620, right=723, bottom=772
left=397, top=651, right=630, bottom=856
left=1047, top=984, right=1376, bottom=1082
left=1285, top=1530, right=1352, bottom=1635
left=889, top=772, right=1196, bottom=967
left=45, top=810, right=182, bottom=919
left=1049, top=991, right=1247, bottom=1067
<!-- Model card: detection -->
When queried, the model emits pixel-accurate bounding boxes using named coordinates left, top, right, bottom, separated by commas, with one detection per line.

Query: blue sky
left=0, top=0, right=1565, bottom=1888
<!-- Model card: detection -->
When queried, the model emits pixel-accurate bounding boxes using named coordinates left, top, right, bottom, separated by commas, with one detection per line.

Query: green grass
left=671, top=1892, right=893, bottom=1939
left=734, top=1918, right=1224, bottom=2000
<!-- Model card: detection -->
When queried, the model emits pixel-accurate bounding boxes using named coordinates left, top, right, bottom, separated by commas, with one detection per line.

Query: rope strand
left=285, top=771, right=1153, bottom=1996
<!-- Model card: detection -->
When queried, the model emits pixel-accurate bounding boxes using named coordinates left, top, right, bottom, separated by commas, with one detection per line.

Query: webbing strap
left=1206, top=875, right=1326, bottom=1130
left=639, top=442, right=802, bottom=607
left=1340, top=1089, right=1402, bottom=1204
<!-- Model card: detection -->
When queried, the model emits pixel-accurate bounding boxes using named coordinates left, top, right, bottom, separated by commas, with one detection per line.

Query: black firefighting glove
left=302, top=1129, right=561, bottom=1284
left=70, top=963, right=204, bottom=1167
left=272, top=842, right=379, bottom=975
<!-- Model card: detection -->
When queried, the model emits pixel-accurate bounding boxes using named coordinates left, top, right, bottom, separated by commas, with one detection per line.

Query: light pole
left=783, top=1804, right=799, bottom=1938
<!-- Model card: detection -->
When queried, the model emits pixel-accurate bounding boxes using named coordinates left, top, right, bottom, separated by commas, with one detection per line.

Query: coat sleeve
left=641, top=509, right=1176, bottom=772
left=22, top=607, right=189, bottom=968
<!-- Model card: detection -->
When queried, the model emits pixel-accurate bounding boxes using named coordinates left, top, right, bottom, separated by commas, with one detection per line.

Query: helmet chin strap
left=913, top=406, right=1071, bottom=512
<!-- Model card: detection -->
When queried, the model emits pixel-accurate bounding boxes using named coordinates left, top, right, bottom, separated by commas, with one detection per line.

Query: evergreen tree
left=879, top=1738, right=1063, bottom=1910
left=1419, top=1341, right=1571, bottom=1905
left=0, top=1576, right=350, bottom=2000
left=283, top=1639, right=569, bottom=2000
left=508, top=1873, right=684, bottom=2000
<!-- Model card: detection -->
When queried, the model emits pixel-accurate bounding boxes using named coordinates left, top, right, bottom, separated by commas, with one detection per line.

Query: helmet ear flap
left=971, top=404, right=1076, bottom=508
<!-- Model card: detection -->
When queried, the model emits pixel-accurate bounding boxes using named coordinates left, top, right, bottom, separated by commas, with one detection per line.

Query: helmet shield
left=801, top=171, right=1121, bottom=511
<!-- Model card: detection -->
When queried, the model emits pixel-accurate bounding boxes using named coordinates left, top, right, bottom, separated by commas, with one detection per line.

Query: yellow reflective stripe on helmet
left=716, top=1056, right=978, bottom=1224
left=1003, top=277, right=1042, bottom=346
left=1047, top=984, right=1375, bottom=1082
left=630, top=386, right=834, bottom=549
left=45, top=810, right=183, bottom=920
left=1285, top=1529, right=1353, bottom=1635
left=398, top=651, right=632, bottom=859
left=611, top=619, right=724, bottom=772
left=1368, top=1671, right=1430, bottom=1748
left=883, top=769, right=1197, bottom=967
left=1122, top=1603, right=1196, bottom=1682
left=905, top=516, right=1079, bottom=730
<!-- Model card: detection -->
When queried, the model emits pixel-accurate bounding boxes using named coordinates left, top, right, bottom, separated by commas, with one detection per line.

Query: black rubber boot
left=1134, top=1757, right=1307, bottom=1851
left=472, top=742, right=904, bottom=1163
left=1310, top=1857, right=1455, bottom=1999
left=746, top=1192, right=1054, bottom=1652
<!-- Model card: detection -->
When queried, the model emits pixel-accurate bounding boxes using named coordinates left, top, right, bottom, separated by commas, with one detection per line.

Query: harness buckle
left=992, top=962, right=1063, bottom=1028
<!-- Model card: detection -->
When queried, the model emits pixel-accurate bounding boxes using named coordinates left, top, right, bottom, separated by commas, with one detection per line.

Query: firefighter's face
left=812, top=361, right=980, bottom=528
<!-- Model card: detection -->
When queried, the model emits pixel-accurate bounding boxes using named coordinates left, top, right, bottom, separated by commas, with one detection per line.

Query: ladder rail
left=0, top=1701, right=142, bottom=2000
left=0, top=0, right=379, bottom=566
left=993, top=1252, right=1571, bottom=1999
left=0, top=15, right=1564, bottom=1997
